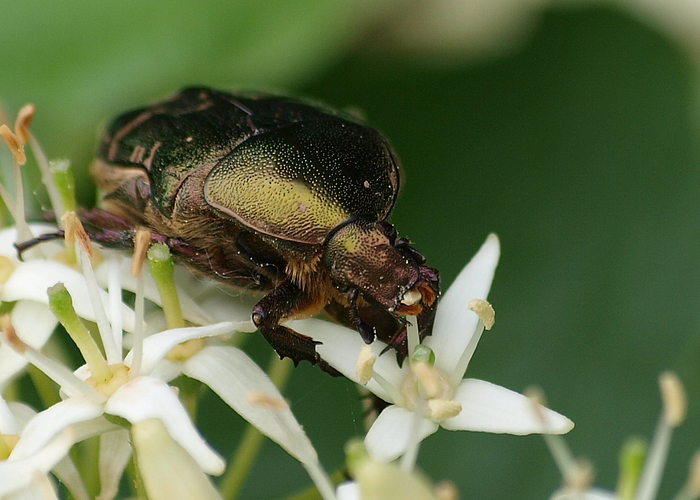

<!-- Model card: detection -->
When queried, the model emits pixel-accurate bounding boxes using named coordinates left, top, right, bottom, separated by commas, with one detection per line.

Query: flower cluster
left=0, top=104, right=574, bottom=500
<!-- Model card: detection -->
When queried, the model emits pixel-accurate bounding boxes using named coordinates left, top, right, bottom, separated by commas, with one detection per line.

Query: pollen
left=428, top=399, right=462, bottom=421
left=356, top=345, right=376, bottom=384
left=468, top=299, right=495, bottom=330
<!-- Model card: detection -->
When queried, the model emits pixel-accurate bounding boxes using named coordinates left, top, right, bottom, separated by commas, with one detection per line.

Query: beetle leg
left=346, top=288, right=376, bottom=344
left=252, top=281, right=339, bottom=375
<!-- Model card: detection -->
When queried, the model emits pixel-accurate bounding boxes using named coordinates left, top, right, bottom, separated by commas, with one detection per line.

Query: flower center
left=400, top=362, right=462, bottom=422
left=87, top=363, right=130, bottom=398
left=0, top=434, right=19, bottom=460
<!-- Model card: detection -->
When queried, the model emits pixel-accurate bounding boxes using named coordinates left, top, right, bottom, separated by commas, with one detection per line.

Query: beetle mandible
left=83, top=87, right=440, bottom=373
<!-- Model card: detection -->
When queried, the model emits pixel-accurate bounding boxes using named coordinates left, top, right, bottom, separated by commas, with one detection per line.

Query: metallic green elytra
left=87, top=86, right=440, bottom=372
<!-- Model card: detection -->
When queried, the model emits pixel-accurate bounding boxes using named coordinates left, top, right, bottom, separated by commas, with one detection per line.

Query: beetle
left=79, top=87, right=440, bottom=373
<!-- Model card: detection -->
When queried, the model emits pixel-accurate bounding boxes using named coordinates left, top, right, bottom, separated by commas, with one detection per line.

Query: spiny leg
left=252, top=280, right=339, bottom=375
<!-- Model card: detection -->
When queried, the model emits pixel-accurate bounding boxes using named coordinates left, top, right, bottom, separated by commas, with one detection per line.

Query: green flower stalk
left=49, top=158, right=76, bottom=214
left=148, top=242, right=184, bottom=329
left=47, top=282, right=112, bottom=384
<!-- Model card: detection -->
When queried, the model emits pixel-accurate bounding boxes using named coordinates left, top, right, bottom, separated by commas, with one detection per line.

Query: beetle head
left=324, top=219, right=439, bottom=321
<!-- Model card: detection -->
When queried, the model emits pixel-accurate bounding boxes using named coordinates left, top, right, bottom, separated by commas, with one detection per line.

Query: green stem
left=220, top=354, right=294, bottom=500
left=147, top=243, right=184, bottom=329
left=48, top=283, right=111, bottom=384
left=219, top=423, right=264, bottom=500
left=285, top=469, right=346, bottom=500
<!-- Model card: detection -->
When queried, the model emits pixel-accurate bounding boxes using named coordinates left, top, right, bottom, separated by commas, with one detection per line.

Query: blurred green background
left=2, top=1, right=700, bottom=498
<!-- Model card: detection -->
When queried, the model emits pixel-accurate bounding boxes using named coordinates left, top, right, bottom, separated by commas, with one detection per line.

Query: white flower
left=546, top=372, right=698, bottom=500
left=294, top=234, right=574, bottom=461
left=0, top=395, right=85, bottom=500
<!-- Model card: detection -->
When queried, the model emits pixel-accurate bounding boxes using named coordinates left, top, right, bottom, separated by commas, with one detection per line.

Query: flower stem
left=219, top=422, right=264, bottom=500
left=220, top=353, right=294, bottom=500
left=48, top=283, right=112, bottom=384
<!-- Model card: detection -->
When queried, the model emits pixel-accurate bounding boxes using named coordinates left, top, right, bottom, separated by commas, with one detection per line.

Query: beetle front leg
left=252, top=281, right=339, bottom=375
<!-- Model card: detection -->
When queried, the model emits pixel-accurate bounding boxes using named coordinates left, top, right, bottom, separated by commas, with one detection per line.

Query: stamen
left=468, top=299, right=495, bottom=330
left=0, top=124, right=33, bottom=244
left=0, top=125, right=26, bottom=165
left=434, top=481, right=459, bottom=500
left=129, top=229, right=151, bottom=378
left=131, top=229, right=152, bottom=277
left=660, top=371, right=687, bottom=427
left=451, top=302, right=494, bottom=386
left=428, top=399, right=461, bottom=421
left=148, top=243, right=184, bottom=329
left=684, top=450, right=700, bottom=499
left=635, top=371, right=686, bottom=500
left=406, top=315, right=419, bottom=359
left=66, top=212, right=120, bottom=364
left=526, top=386, right=578, bottom=478
left=108, top=256, right=124, bottom=355
left=14, top=104, right=35, bottom=145
left=0, top=314, right=105, bottom=402
left=356, top=345, right=375, bottom=385
left=564, top=459, right=595, bottom=491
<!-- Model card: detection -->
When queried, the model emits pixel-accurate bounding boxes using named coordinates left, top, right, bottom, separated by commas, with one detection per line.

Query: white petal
left=0, top=346, right=30, bottom=392
left=52, top=455, right=90, bottom=500
left=0, top=225, right=63, bottom=261
left=426, top=234, right=500, bottom=376
left=292, top=318, right=407, bottom=403
left=97, top=429, right=132, bottom=500
left=10, top=398, right=104, bottom=460
left=94, top=258, right=214, bottom=326
left=441, top=379, right=574, bottom=434
left=0, top=301, right=57, bottom=390
left=104, top=376, right=225, bottom=476
left=2, top=260, right=137, bottom=333
left=4, top=476, right=60, bottom=500
left=0, top=428, right=74, bottom=497
left=336, top=481, right=360, bottom=500
left=11, top=301, right=57, bottom=348
left=127, top=321, right=245, bottom=375
left=550, top=488, right=616, bottom=500
left=193, top=285, right=259, bottom=325
left=131, top=418, right=223, bottom=500
left=182, top=345, right=318, bottom=465
left=364, top=405, right=438, bottom=462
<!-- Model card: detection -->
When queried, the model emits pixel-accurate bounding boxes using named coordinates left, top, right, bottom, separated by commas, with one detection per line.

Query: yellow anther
left=428, top=399, right=462, bottom=422
left=0, top=124, right=26, bottom=165
left=356, top=345, right=376, bottom=384
left=659, top=371, right=686, bottom=427
left=14, top=104, right=36, bottom=145
left=468, top=299, right=495, bottom=330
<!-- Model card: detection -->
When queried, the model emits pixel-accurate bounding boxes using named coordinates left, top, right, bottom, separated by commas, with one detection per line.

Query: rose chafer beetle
left=81, top=87, right=440, bottom=372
